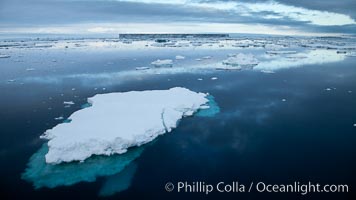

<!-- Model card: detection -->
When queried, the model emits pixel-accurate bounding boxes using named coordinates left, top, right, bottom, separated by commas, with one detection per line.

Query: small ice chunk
left=0, top=54, right=11, bottom=58
left=325, top=88, right=332, bottom=91
left=202, top=56, right=212, bottom=59
left=135, top=67, right=150, bottom=70
left=26, top=68, right=36, bottom=71
left=261, top=70, right=275, bottom=74
left=211, top=77, right=218, bottom=80
left=282, top=99, right=287, bottom=102
left=151, top=59, right=173, bottom=67
left=197, top=78, right=203, bottom=81
left=175, top=55, right=185, bottom=60
left=63, top=101, right=75, bottom=105
left=55, top=116, right=64, bottom=120
left=266, top=50, right=297, bottom=55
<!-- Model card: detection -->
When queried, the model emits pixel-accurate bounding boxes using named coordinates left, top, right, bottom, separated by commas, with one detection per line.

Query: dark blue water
left=0, top=42, right=355, bottom=199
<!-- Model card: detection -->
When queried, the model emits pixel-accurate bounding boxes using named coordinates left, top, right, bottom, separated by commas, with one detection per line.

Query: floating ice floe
left=222, top=53, right=259, bottom=69
left=175, top=55, right=185, bottom=60
left=151, top=59, right=173, bottom=67
left=346, top=52, right=356, bottom=57
left=211, top=77, right=218, bottom=80
left=135, top=67, right=150, bottom=71
left=266, top=50, right=297, bottom=55
left=0, top=54, right=11, bottom=58
left=41, top=87, right=211, bottom=164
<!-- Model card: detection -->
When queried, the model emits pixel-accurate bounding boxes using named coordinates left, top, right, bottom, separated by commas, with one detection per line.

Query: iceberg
left=41, top=87, right=210, bottom=164
left=151, top=59, right=173, bottom=67
left=222, top=53, right=259, bottom=69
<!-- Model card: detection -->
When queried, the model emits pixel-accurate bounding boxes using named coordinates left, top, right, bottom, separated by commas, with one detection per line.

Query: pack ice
left=222, top=53, right=259, bottom=69
left=41, top=87, right=210, bottom=164
left=151, top=59, right=173, bottom=67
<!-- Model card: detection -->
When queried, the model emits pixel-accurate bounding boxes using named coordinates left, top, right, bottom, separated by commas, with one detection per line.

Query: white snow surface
left=41, top=87, right=209, bottom=164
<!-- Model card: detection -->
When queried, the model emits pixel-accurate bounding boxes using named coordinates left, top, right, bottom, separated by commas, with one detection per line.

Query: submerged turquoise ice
left=21, top=143, right=144, bottom=189
left=21, top=94, right=219, bottom=192
left=196, top=95, right=220, bottom=117
left=98, top=162, right=138, bottom=197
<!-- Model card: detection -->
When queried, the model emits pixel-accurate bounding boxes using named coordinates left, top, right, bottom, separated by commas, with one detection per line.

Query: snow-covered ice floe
left=222, top=53, right=259, bottom=69
left=0, top=54, right=11, bottom=58
left=151, top=59, right=173, bottom=67
left=41, top=87, right=211, bottom=164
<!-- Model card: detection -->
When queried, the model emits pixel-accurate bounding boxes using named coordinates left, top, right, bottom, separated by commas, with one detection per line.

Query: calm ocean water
left=0, top=37, right=355, bottom=199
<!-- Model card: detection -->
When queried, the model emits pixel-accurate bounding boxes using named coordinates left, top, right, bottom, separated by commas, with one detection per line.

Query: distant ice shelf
left=41, top=87, right=211, bottom=164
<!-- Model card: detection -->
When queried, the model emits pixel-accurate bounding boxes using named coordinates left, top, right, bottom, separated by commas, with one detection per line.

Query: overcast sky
left=0, top=0, right=355, bottom=35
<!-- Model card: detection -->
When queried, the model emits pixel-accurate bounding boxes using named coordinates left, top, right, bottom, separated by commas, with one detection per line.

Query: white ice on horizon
left=41, top=87, right=210, bottom=164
